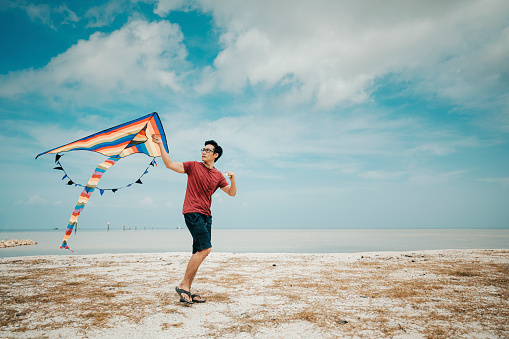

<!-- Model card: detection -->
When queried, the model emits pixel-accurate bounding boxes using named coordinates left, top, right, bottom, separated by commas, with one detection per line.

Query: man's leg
left=178, top=247, right=211, bottom=302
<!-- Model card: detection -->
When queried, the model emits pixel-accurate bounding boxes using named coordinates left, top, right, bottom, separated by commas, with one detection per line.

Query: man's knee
left=199, top=247, right=211, bottom=257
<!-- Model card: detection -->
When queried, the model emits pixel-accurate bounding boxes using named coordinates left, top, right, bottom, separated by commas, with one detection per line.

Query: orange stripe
left=49, top=121, right=150, bottom=153
left=71, top=118, right=151, bottom=143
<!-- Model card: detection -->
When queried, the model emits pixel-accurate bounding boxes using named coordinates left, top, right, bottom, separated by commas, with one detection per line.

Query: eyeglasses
left=201, top=148, right=215, bottom=154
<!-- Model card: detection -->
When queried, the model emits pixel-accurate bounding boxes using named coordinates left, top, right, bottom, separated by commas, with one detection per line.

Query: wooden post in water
left=123, top=224, right=125, bottom=231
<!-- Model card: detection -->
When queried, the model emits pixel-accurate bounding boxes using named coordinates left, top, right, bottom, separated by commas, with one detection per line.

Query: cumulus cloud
left=0, top=18, right=187, bottom=100
left=4, top=0, right=507, bottom=117
left=196, top=0, right=509, bottom=111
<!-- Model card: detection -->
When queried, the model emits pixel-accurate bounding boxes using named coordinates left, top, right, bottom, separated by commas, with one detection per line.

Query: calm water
left=1, top=228, right=508, bottom=257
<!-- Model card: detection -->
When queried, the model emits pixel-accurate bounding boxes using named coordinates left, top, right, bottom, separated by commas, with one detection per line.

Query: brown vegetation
left=1, top=250, right=508, bottom=338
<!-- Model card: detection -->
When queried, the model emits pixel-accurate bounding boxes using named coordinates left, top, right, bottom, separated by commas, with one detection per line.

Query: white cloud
left=481, top=177, right=509, bottom=187
left=159, top=108, right=474, bottom=181
left=409, top=170, right=465, bottom=185
left=5, top=0, right=507, bottom=118
left=55, top=4, right=79, bottom=25
left=0, top=18, right=187, bottom=100
left=406, top=137, right=480, bottom=156
left=359, top=170, right=407, bottom=181
left=154, top=0, right=189, bottom=17
left=196, top=0, right=509, bottom=111
left=164, top=110, right=408, bottom=164
left=140, top=196, right=156, bottom=207
left=24, top=3, right=52, bottom=26
left=7, top=1, right=79, bottom=29
left=16, top=195, right=48, bottom=205
left=85, top=1, right=125, bottom=28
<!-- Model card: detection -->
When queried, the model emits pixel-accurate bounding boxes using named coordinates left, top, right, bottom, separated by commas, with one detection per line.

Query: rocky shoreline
left=0, top=239, right=37, bottom=248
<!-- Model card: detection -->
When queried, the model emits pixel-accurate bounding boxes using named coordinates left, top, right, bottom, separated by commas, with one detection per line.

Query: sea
left=1, top=228, right=508, bottom=258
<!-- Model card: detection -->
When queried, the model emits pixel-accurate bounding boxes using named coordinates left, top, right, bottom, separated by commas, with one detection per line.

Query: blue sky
left=1, top=0, right=508, bottom=231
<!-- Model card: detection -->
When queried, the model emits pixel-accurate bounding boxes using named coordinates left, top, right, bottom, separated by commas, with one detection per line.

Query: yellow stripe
left=49, top=121, right=149, bottom=154
left=78, top=196, right=90, bottom=204
left=146, top=123, right=161, bottom=157
left=119, top=148, right=134, bottom=157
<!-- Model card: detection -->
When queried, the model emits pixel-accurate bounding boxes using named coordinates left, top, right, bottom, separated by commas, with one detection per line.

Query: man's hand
left=151, top=134, right=184, bottom=173
left=152, top=134, right=163, bottom=145
left=222, top=172, right=237, bottom=196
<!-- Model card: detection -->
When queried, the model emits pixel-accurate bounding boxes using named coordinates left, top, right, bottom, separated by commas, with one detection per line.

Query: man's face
left=201, top=145, right=217, bottom=162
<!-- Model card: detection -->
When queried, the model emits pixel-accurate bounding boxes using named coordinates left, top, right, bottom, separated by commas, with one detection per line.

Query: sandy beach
left=1, top=249, right=508, bottom=338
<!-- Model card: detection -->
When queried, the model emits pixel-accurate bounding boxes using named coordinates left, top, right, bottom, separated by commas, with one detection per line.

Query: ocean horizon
left=1, top=228, right=508, bottom=258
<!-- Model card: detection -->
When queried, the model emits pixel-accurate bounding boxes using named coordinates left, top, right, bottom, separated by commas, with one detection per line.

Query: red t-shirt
left=182, top=161, right=229, bottom=216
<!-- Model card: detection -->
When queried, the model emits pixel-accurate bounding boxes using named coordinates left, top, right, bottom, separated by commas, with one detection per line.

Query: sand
left=1, top=249, right=508, bottom=338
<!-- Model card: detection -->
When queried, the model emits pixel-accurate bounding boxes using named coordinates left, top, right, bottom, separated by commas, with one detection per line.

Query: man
left=152, top=135, right=237, bottom=304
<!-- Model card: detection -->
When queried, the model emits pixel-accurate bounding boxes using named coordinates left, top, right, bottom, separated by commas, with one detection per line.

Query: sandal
left=191, top=294, right=206, bottom=303
left=175, top=286, right=193, bottom=304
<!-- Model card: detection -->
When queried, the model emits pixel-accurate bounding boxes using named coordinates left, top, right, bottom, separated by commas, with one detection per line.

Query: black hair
left=205, top=140, right=222, bottom=162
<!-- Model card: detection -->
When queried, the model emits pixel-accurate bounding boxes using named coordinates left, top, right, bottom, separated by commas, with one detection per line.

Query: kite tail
left=60, top=156, right=120, bottom=251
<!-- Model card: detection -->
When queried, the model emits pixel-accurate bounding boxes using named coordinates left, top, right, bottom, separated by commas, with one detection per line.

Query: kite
left=36, top=112, right=168, bottom=252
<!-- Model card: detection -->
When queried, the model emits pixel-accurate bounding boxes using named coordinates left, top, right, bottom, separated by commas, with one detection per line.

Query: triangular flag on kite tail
left=36, top=112, right=168, bottom=252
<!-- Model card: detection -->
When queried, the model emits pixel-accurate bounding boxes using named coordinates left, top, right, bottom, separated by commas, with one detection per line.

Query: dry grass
left=202, top=251, right=509, bottom=338
left=204, top=292, right=232, bottom=303
left=1, top=250, right=508, bottom=338
left=161, top=322, right=183, bottom=330
left=0, top=258, right=184, bottom=334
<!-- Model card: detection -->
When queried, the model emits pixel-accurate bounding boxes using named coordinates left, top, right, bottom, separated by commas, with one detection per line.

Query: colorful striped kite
left=36, top=112, right=168, bottom=252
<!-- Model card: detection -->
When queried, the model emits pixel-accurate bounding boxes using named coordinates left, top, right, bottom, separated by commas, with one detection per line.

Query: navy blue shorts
left=184, top=213, right=212, bottom=254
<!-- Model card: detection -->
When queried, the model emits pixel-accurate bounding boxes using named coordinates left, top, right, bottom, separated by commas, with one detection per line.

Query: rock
left=0, top=239, right=38, bottom=248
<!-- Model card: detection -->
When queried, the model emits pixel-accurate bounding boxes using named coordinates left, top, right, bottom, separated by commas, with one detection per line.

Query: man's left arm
left=221, top=172, right=236, bottom=197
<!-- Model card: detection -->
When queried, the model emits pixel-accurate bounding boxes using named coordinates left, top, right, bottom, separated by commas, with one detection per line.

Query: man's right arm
left=152, top=135, right=185, bottom=174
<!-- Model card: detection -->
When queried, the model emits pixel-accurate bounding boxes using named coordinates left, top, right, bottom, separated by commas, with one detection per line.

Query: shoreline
left=1, top=249, right=508, bottom=338
left=1, top=228, right=508, bottom=258
left=0, top=239, right=37, bottom=249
